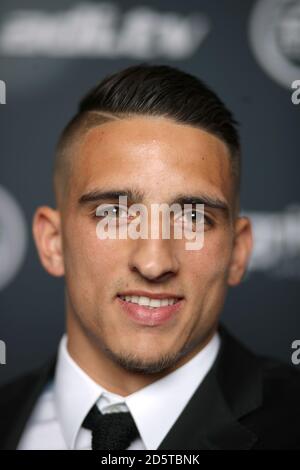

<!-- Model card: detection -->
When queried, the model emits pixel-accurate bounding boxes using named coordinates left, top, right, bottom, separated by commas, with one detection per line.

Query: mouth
left=116, top=292, right=184, bottom=326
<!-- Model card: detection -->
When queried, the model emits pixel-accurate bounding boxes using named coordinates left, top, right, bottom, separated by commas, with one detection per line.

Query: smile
left=117, top=292, right=184, bottom=326
left=118, top=295, right=179, bottom=309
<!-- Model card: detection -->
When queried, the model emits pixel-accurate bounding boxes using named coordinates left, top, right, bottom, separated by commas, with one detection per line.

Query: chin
left=104, top=343, right=182, bottom=375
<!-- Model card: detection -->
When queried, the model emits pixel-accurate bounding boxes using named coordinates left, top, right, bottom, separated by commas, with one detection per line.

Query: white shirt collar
left=54, top=332, right=220, bottom=450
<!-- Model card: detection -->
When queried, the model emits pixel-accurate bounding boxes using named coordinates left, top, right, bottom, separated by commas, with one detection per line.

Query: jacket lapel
left=157, top=326, right=262, bottom=450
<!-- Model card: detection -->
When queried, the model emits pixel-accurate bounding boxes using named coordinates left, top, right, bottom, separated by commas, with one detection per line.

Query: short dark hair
left=54, top=63, right=241, bottom=208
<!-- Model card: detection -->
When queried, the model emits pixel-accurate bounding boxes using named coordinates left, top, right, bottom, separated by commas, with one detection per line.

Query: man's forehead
left=77, top=116, right=231, bottom=162
left=71, top=117, right=234, bottom=209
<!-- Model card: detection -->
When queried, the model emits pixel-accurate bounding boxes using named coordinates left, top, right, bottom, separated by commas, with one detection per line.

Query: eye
left=174, top=209, right=213, bottom=230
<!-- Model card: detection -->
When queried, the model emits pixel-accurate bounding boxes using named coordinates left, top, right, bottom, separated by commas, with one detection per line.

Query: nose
left=128, top=238, right=179, bottom=282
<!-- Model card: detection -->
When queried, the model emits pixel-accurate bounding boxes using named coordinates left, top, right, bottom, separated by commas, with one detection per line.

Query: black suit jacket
left=1, top=326, right=300, bottom=450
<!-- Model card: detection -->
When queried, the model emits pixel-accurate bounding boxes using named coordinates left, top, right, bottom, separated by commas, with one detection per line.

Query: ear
left=227, top=216, right=253, bottom=286
left=32, top=206, right=64, bottom=277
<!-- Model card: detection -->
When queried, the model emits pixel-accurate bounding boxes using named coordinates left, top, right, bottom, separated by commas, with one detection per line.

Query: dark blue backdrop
left=1, top=0, right=299, bottom=385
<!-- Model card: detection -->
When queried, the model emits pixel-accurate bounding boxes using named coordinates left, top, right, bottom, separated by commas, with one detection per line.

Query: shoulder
left=0, top=356, right=56, bottom=407
left=217, top=326, right=300, bottom=448
left=0, top=357, right=56, bottom=449
left=242, top=352, right=300, bottom=449
left=260, top=355, right=300, bottom=409
left=219, top=325, right=300, bottom=396
left=0, top=368, right=41, bottom=401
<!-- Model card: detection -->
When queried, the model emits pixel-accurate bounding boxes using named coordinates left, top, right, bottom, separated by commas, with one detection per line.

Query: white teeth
left=139, top=296, right=150, bottom=306
left=119, top=295, right=179, bottom=307
left=149, top=299, right=161, bottom=307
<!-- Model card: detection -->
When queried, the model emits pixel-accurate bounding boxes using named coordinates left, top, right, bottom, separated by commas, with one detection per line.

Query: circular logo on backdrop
left=249, top=0, right=300, bottom=88
left=0, top=185, right=27, bottom=290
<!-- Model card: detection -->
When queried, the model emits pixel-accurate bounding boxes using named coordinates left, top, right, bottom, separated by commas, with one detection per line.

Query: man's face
left=35, top=116, right=251, bottom=374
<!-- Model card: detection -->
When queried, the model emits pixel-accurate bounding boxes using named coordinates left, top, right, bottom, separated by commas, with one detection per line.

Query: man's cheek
left=189, top=241, right=230, bottom=278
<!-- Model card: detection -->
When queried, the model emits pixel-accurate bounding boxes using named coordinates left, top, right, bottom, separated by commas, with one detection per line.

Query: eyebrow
left=78, top=189, right=144, bottom=205
left=78, top=188, right=230, bottom=217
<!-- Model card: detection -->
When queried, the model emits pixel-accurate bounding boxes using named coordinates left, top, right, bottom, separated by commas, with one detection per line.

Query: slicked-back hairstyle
left=53, top=63, right=241, bottom=209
